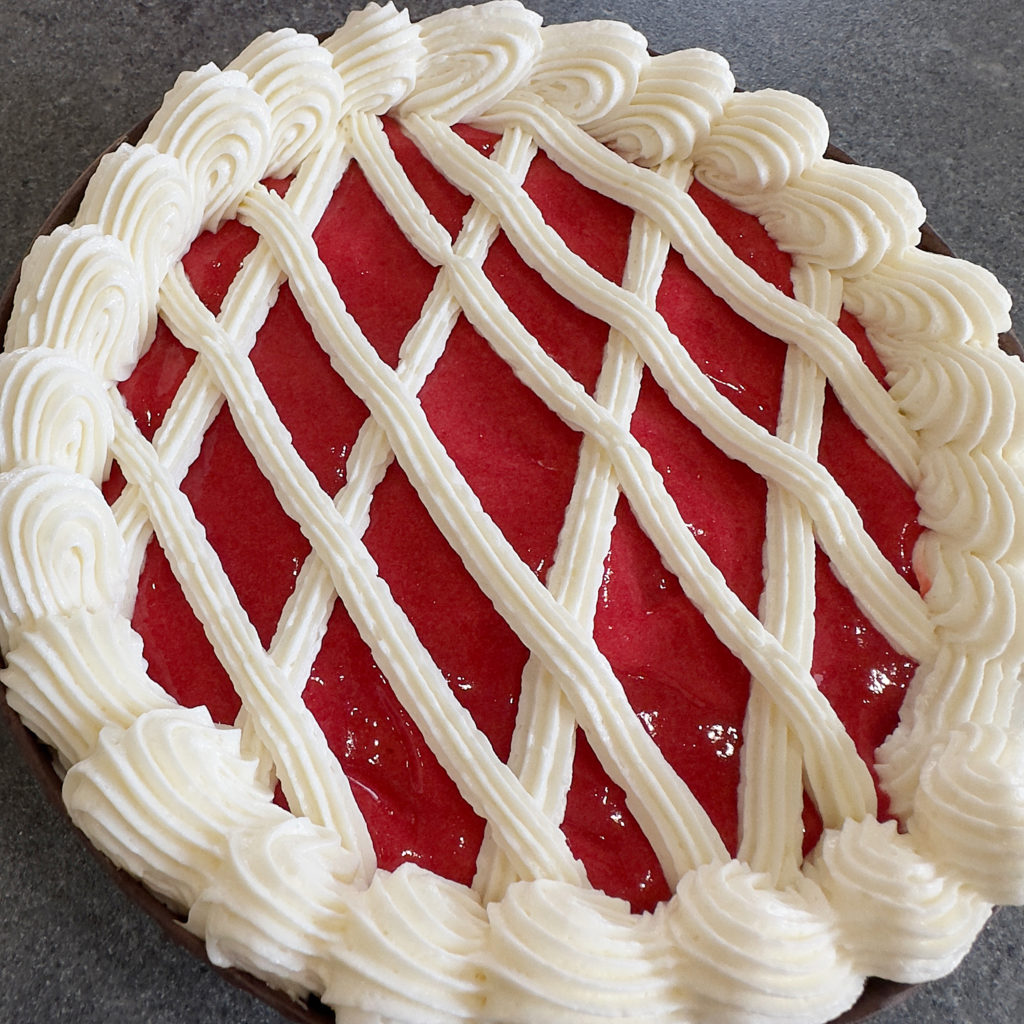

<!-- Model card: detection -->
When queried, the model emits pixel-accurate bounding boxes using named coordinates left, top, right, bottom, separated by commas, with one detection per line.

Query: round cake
left=2, top=3, right=1023, bottom=1023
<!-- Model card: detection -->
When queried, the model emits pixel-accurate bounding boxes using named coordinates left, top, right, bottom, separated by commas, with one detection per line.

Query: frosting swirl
left=482, top=881, right=671, bottom=1021
left=916, top=445, right=1023, bottom=561
left=227, top=30, right=343, bottom=179
left=323, top=1, right=425, bottom=116
left=888, top=346, right=1023, bottom=450
left=694, top=88, right=829, bottom=197
left=845, top=246, right=1012, bottom=350
left=139, top=65, right=272, bottom=230
left=756, top=161, right=925, bottom=278
left=0, top=348, right=113, bottom=483
left=63, top=706, right=287, bottom=910
left=189, top=818, right=361, bottom=997
left=910, top=724, right=1024, bottom=904
left=0, top=466, right=124, bottom=642
left=398, top=1, right=542, bottom=125
left=917, top=540, right=1024, bottom=656
left=520, top=20, right=648, bottom=126
left=1, top=607, right=174, bottom=765
left=7, top=225, right=144, bottom=380
left=74, top=143, right=193, bottom=346
left=806, top=819, right=991, bottom=982
left=590, top=49, right=735, bottom=166
left=321, top=865, right=489, bottom=1022
left=663, top=862, right=861, bottom=1023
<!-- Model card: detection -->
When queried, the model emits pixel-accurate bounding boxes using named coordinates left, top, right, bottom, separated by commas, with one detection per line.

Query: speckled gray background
left=1, top=2, right=1022, bottom=1022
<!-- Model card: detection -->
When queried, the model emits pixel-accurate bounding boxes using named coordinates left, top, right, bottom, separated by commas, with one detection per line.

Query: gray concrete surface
left=1, top=2, right=1022, bottom=1022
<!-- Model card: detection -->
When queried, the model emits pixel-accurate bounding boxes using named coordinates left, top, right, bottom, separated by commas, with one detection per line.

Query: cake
left=2, top=2, right=1023, bottom=1022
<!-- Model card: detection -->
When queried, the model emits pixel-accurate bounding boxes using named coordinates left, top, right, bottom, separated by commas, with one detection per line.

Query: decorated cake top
left=1, top=3, right=1023, bottom=1023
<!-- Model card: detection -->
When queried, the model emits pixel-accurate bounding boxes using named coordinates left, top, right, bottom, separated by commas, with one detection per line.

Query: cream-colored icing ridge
left=1, top=2, right=1022, bottom=1022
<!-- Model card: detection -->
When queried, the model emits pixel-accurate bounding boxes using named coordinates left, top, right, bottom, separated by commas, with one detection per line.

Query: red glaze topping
left=117, top=120, right=921, bottom=912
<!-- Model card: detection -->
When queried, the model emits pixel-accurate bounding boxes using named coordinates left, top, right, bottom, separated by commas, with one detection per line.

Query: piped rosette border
left=1, top=3, right=1023, bottom=1023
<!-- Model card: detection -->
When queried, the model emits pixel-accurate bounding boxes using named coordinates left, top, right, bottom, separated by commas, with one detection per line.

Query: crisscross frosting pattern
left=2, top=4, right=1024, bottom=1023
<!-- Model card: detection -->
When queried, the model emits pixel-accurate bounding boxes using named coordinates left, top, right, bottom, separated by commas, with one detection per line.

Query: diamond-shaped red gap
left=103, top=320, right=197, bottom=506
left=386, top=117, right=494, bottom=239
left=315, top=157, right=436, bottom=366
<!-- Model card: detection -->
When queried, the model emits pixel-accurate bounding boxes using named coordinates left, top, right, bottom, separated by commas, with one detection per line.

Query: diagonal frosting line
left=475, top=166, right=685, bottom=902
left=109, top=138, right=352, bottom=594
left=470, top=93, right=921, bottom=484
left=285, top=127, right=882, bottom=828
left=401, top=112, right=933, bottom=665
left=267, top=119, right=540, bottom=691
left=159, top=263, right=588, bottom=888
left=239, top=185, right=732, bottom=882
left=106, top=394, right=377, bottom=876
left=738, top=262, right=838, bottom=886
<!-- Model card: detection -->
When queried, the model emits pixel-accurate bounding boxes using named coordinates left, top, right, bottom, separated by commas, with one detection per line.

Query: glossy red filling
left=112, top=119, right=921, bottom=913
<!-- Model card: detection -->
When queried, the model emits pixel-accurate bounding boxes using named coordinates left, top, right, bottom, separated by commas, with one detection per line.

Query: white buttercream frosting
left=694, top=89, right=829, bottom=197
left=321, top=865, right=489, bottom=1022
left=189, top=817, right=362, bottom=997
left=806, top=818, right=991, bottom=983
left=0, top=465, right=125, bottom=643
left=845, top=246, right=1012, bottom=353
left=139, top=64, right=272, bottom=231
left=74, top=143, right=194, bottom=348
left=2, top=3, right=1023, bottom=1023
left=398, top=1, right=542, bottom=124
left=63, top=705, right=290, bottom=910
left=590, top=49, right=735, bottom=166
left=663, top=862, right=861, bottom=1023
left=908, top=724, right=1024, bottom=904
left=226, top=29, right=343, bottom=179
left=887, top=345, right=1023, bottom=451
left=7, top=224, right=144, bottom=380
left=323, top=2, right=425, bottom=117
left=750, top=161, right=927, bottom=278
left=523, top=20, right=648, bottom=126
left=481, top=881, right=671, bottom=1022
left=0, top=348, right=112, bottom=483
left=1, top=607, right=175, bottom=766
